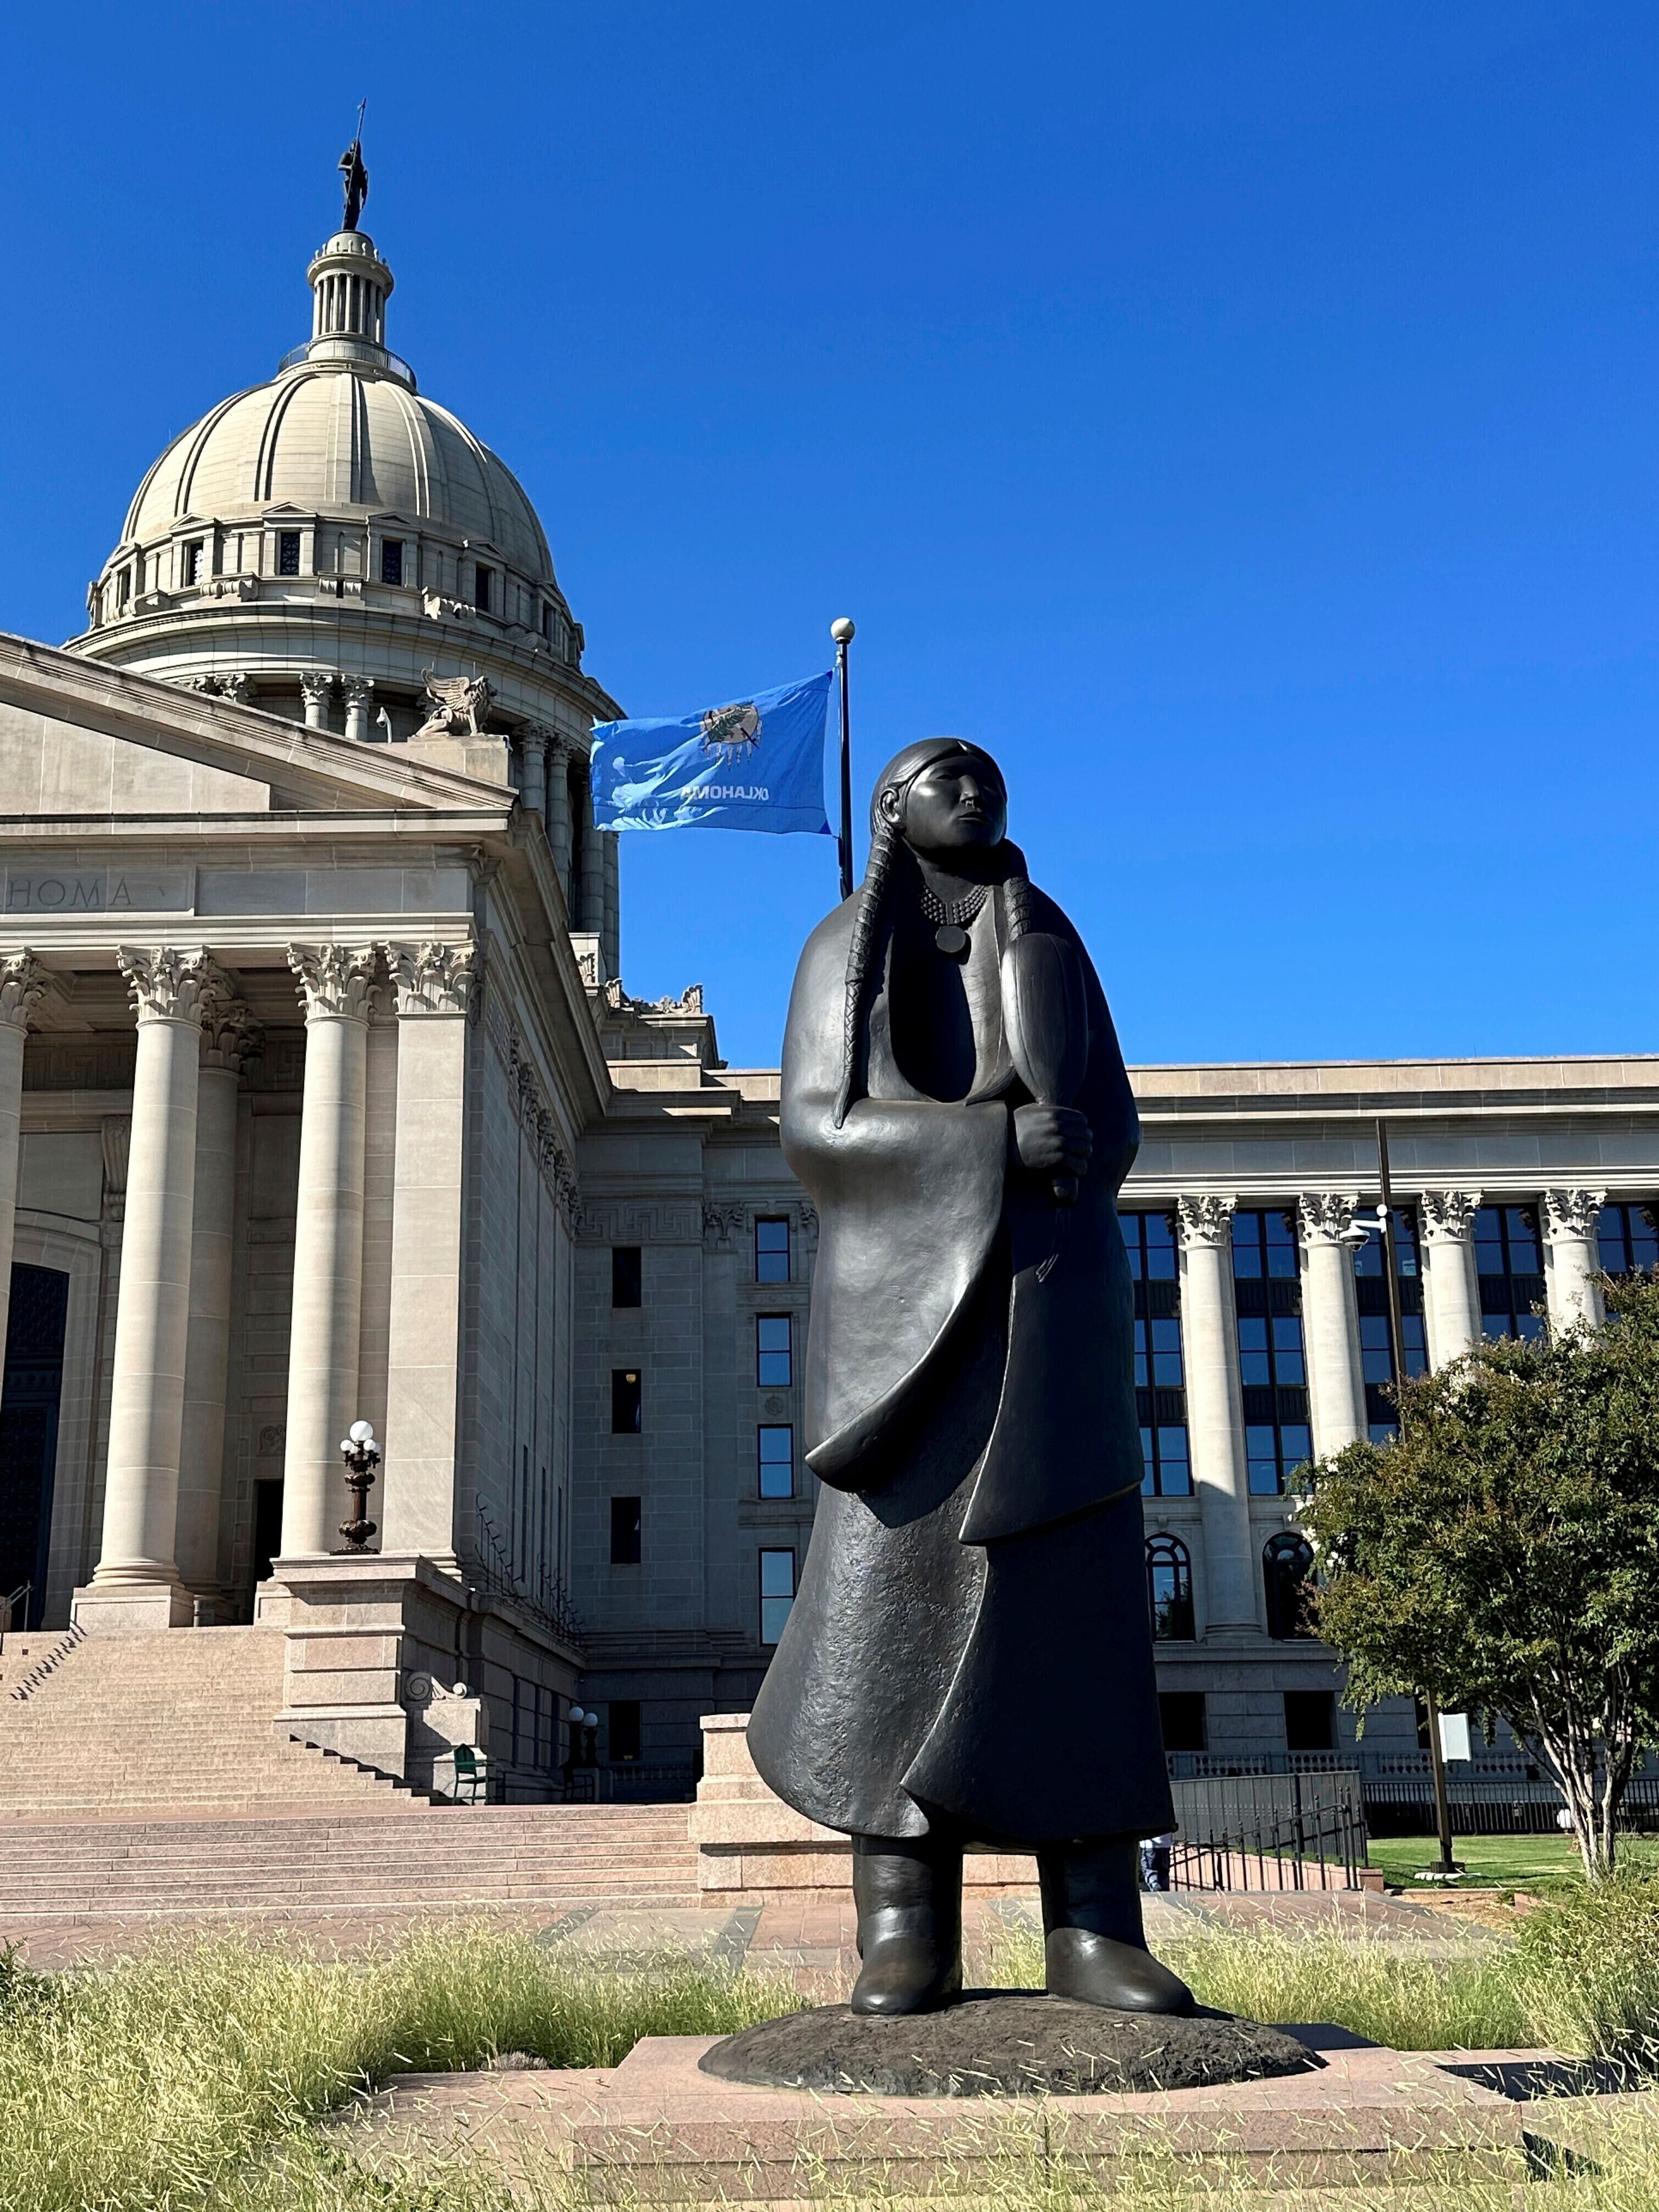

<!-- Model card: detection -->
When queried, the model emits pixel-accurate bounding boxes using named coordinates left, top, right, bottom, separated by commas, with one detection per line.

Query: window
left=760, top=1548, right=796, bottom=1643
left=380, top=538, right=404, bottom=586
left=1599, top=1202, right=1659, bottom=1278
left=541, top=603, right=555, bottom=642
left=474, top=563, right=494, bottom=613
left=611, top=1369, right=642, bottom=1433
left=114, top=566, right=131, bottom=610
left=277, top=530, right=301, bottom=576
left=1474, top=1205, right=1546, bottom=1341
left=756, top=1316, right=791, bottom=1387
left=1145, top=1533, right=1194, bottom=1640
left=1158, top=1691, right=1207, bottom=1754
left=1122, top=1211, right=1190, bottom=1495
left=611, top=1246, right=642, bottom=1308
left=1353, top=1208, right=1427, bottom=1437
left=1264, top=1532, right=1316, bottom=1641
left=609, top=1700, right=642, bottom=1762
left=758, top=1424, right=794, bottom=1498
left=755, top=1218, right=791, bottom=1284
left=609, top=1495, right=641, bottom=1564
left=182, top=539, right=204, bottom=586
left=1233, top=1211, right=1310, bottom=1494
left=1284, top=1689, right=1335, bottom=1753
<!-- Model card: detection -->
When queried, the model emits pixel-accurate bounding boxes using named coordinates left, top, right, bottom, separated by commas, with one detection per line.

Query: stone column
left=1420, top=1190, right=1483, bottom=1366
left=1543, top=1188, right=1607, bottom=1332
left=518, top=725, right=547, bottom=820
left=602, top=831, right=621, bottom=982
left=1297, top=1193, right=1367, bottom=1456
left=175, top=993, right=258, bottom=1603
left=300, top=672, right=334, bottom=730
left=1175, top=1195, right=1259, bottom=1638
left=80, top=947, right=219, bottom=1629
left=280, top=944, right=377, bottom=1557
left=544, top=736, right=575, bottom=900
left=381, top=942, right=475, bottom=1563
left=0, top=953, right=49, bottom=1366
left=342, top=676, right=375, bottom=744
left=579, top=760, right=605, bottom=936
left=356, top=980, right=400, bottom=1451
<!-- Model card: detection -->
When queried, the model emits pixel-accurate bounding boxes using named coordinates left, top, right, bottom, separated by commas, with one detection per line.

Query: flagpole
left=831, top=618, right=855, bottom=900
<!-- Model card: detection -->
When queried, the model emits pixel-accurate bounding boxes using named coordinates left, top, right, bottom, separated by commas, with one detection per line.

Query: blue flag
left=590, top=671, right=833, bottom=837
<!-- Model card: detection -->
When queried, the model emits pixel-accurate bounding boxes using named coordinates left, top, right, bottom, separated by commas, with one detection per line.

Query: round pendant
left=934, top=924, right=970, bottom=957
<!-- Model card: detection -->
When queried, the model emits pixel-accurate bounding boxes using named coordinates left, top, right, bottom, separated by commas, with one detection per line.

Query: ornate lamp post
left=336, top=1418, right=381, bottom=1552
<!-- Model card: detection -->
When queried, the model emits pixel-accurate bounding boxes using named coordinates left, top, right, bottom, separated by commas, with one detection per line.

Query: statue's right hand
left=1013, top=1104, right=1092, bottom=1180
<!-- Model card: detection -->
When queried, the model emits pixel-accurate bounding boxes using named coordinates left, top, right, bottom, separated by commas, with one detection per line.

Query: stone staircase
left=0, top=1624, right=428, bottom=1818
left=0, top=1805, right=702, bottom=1929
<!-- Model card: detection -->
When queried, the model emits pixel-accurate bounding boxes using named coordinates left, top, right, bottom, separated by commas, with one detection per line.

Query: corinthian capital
left=0, top=951, right=50, bottom=1031
left=200, top=990, right=261, bottom=1073
left=287, top=943, right=379, bottom=1022
left=1543, top=1188, right=1606, bottom=1243
left=299, top=671, right=336, bottom=710
left=1420, top=1189, right=1482, bottom=1243
left=1298, top=1192, right=1358, bottom=1245
left=1175, top=1193, right=1236, bottom=1249
left=118, top=945, right=218, bottom=1027
left=388, top=940, right=476, bottom=1016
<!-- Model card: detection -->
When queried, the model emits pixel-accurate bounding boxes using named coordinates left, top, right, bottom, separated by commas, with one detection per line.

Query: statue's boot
left=849, top=1832, right=963, bottom=2016
left=1038, top=1837, right=1195, bottom=2014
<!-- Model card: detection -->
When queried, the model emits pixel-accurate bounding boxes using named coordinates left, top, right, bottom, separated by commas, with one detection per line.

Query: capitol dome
left=67, top=211, right=616, bottom=757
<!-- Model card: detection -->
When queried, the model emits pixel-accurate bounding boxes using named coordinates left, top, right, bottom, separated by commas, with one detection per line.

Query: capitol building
left=0, top=184, right=1653, bottom=1807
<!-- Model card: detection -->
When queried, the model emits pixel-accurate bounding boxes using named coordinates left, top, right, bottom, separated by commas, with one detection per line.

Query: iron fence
left=467, top=1501, right=584, bottom=1649
left=1167, top=1771, right=1366, bottom=1893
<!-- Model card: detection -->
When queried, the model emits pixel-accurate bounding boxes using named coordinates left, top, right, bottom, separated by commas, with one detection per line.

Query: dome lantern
left=280, top=227, right=409, bottom=388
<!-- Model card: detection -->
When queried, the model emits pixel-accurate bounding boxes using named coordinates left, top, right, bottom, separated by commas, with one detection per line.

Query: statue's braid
left=833, top=820, right=898, bottom=1128
left=1002, top=845, right=1035, bottom=944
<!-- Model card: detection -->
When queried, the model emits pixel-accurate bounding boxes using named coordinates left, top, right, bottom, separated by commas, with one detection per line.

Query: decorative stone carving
left=1175, top=1194, right=1236, bottom=1249
left=388, top=940, right=475, bottom=1016
left=200, top=992, right=261, bottom=1074
left=101, top=1116, right=130, bottom=1225
left=797, top=1201, right=819, bottom=1237
left=286, top=943, right=380, bottom=1022
left=257, top=1423, right=286, bottom=1457
left=299, top=671, right=335, bottom=712
left=416, top=668, right=496, bottom=737
left=1297, top=1192, right=1358, bottom=1244
left=342, top=676, right=375, bottom=741
left=1420, top=1189, right=1483, bottom=1242
left=191, top=672, right=251, bottom=706
left=116, top=945, right=218, bottom=1027
left=0, top=951, right=49, bottom=1030
left=573, top=943, right=600, bottom=988
left=1543, top=1188, right=1607, bottom=1242
left=703, top=1201, right=745, bottom=1246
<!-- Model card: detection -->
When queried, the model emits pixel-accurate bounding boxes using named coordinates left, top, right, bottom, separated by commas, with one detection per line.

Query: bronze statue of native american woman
left=747, top=737, right=1194, bottom=2017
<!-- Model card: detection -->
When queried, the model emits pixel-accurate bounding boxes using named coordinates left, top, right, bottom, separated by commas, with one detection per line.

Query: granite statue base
left=699, top=1993, right=1316, bottom=2096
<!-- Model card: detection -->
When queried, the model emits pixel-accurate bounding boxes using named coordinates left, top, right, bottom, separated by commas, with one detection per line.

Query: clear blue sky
left=2, top=3, right=1654, bottom=1067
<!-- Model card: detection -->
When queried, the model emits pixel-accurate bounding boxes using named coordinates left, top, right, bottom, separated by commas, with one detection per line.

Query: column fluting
left=1175, top=1194, right=1259, bottom=1638
left=1297, top=1192, right=1367, bottom=1456
left=280, top=944, right=377, bottom=1556
left=544, top=737, right=574, bottom=899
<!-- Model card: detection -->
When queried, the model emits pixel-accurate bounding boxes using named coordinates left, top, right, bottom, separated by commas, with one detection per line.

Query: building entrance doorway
left=0, top=1265, right=70, bottom=1630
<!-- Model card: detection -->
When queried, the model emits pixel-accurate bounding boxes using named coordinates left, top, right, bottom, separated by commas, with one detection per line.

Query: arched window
left=1263, top=1532, right=1316, bottom=1641
left=1145, top=1533, right=1194, bottom=1641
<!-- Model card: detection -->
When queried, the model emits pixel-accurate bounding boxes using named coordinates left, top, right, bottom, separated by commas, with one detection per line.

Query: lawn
left=1367, top=1832, right=1659, bottom=1890
left=4, top=1888, right=1659, bottom=2211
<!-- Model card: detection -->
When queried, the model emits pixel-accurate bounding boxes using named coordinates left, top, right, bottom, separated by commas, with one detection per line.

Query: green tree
left=1301, top=1277, right=1659, bottom=1880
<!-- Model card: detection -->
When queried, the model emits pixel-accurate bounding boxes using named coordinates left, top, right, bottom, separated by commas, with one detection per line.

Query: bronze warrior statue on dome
left=747, top=737, right=1194, bottom=2018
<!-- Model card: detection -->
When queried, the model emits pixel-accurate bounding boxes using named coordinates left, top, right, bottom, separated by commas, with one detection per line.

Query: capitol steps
left=0, top=1806, right=703, bottom=1926
left=0, top=1625, right=430, bottom=1819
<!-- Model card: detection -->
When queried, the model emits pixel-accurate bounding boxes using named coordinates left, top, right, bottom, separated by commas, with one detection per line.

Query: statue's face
left=884, top=755, right=1007, bottom=855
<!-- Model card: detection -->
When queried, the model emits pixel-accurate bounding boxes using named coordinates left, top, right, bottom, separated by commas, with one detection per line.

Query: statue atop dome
left=338, top=125, right=369, bottom=233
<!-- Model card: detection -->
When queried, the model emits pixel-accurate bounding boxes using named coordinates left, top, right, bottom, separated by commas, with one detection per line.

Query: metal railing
left=0, top=1583, right=30, bottom=1637
left=1168, top=1771, right=1367, bottom=1893
left=466, top=1501, right=583, bottom=1649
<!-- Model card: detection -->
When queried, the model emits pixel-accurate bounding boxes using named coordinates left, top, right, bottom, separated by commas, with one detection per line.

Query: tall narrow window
left=1158, top=1691, right=1207, bottom=1754
left=757, top=1424, right=794, bottom=1498
left=1232, top=1210, right=1311, bottom=1494
left=755, top=1218, right=791, bottom=1284
left=115, top=567, right=131, bottom=609
left=1284, top=1690, right=1335, bottom=1753
left=756, top=1316, right=791, bottom=1387
left=1145, top=1533, right=1195, bottom=1640
left=380, top=538, right=404, bottom=586
left=542, top=603, right=555, bottom=642
left=1598, top=1202, right=1659, bottom=1278
left=611, top=1246, right=642, bottom=1308
left=610, top=1495, right=641, bottom=1564
left=182, top=539, right=204, bottom=586
left=1353, top=1208, right=1427, bottom=1439
left=1122, top=1211, right=1189, bottom=1495
left=611, top=1368, right=642, bottom=1433
left=1263, top=1532, right=1316, bottom=1640
left=760, top=1549, right=796, bottom=1643
left=1474, top=1206, right=1545, bottom=1341
left=277, top=531, right=301, bottom=577
left=474, top=563, right=494, bottom=613
left=609, top=1700, right=642, bottom=1761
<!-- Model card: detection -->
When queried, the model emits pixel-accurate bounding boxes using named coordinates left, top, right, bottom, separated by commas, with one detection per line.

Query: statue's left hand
left=1013, top=1104, right=1092, bottom=1181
